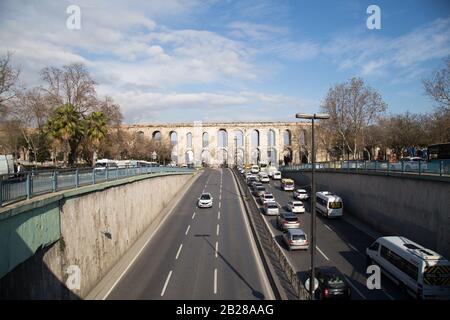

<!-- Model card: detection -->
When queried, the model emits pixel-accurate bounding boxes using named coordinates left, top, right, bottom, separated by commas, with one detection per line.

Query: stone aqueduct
left=123, top=121, right=326, bottom=167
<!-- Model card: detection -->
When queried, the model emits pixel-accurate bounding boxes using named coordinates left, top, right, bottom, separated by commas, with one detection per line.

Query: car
left=293, top=189, right=309, bottom=200
left=246, top=175, right=257, bottom=185
left=277, top=212, right=301, bottom=230
left=251, top=165, right=260, bottom=174
left=264, top=202, right=280, bottom=215
left=197, top=193, right=213, bottom=208
left=254, top=185, right=267, bottom=197
left=259, top=173, right=270, bottom=183
left=283, top=228, right=309, bottom=250
left=272, top=171, right=282, bottom=180
left=306, top=267, right=351, bottom=300
left=287, top=201, right=305, bottom=213
left=260, top=193, right=275, bottom=205
left=251, top=181, right=263, bottom=190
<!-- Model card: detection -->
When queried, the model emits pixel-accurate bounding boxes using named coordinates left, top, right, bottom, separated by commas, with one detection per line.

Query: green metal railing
left=0, top=166, right=195, bottom=207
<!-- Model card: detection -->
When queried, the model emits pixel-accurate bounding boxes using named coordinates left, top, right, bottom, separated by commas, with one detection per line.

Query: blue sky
left=1, top=0, right=449, bottom=123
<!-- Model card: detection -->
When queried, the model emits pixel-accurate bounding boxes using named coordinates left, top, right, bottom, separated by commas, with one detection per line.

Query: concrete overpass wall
left=282, top=171, right=450, bottom=259
left=0, top=172, right=194, bottom=299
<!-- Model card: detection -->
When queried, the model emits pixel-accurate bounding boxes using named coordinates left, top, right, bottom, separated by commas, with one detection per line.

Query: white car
left=260, top=193, right=275, bottom=205
left=197, top=193, right=213, bottom=208
left=259, top=174, right=270, bottom=183
left=251, top=165, right=260, bottom=174
left=272, top=171, right=282, bottom=180
left=293, top=189, right=309, bottom=200
left=287, top=201, right=305, bottom=213
left=264, top=202, right=279, bottom=215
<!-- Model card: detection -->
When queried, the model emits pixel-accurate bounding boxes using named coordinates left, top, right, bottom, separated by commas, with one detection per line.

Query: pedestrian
left=17, top=162, right=23, bottom=174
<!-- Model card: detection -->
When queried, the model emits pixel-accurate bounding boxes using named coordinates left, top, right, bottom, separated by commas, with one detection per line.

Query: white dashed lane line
left=185, top=225, right=190, bottom=235
left=192, top=212, right=196, bottom=219
left=214, top=268, right=218, bottom=295
left=160, top=270, right=173, bottom=297
left=216, top=224, right=220, bottom=236
left=175, top=244, right=183, bottom=260
left=218, top=211, right=221, bottom=220
left=215, top=241, right=218, bottom=258
left=316, top=246, right=330, bottom=261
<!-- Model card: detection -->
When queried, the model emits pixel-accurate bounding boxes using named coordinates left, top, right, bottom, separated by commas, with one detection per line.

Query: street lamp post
left=295, top=113, right=330, bottom=300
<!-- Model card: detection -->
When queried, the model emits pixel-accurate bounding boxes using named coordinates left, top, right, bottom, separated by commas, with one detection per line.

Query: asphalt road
left=106, top=168, right=273, bottom=300
left=247, top=174, right=411, bottom=300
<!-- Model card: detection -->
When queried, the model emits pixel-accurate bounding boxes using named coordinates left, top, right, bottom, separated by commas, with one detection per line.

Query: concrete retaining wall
left=282, top=171, right=450, bottom=259
left=0, top=172, right=194, bottom=299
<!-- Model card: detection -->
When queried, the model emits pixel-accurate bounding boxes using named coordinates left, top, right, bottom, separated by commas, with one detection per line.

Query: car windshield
left=265, top=195, right=274, bottom=199
left=292, top=202, right=302, bottom=207
left=292, top=234, right=306, bottom=241
left=285, top=217, right=298, bottom=222
left=267, top=203, right=278, bottom=209
left=200, top=194, right=211, bottom=200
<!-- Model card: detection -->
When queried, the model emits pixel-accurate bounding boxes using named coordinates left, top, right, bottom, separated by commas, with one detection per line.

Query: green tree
left=45, top=103, right=84, bottom=166
left=85, top=111, right=108, bottom=165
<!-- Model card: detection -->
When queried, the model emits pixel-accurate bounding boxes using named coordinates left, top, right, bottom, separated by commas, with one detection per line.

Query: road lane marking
left=348, top=243, right=358, bottom=252
left=316, top=246, right=330, bottom=261
left=185, top=225, right=191, bottom=235
left=161, top=270, right=173, bottom=296
left=342, top=274, right=366, bottom=300
left=219, top=194, right=222, bottom=201
left=324, top=224, right=333, bottom=232
left=218, top=211, right=221, bottom=220
left=216, top=224, right=220, bottom=236
left=382, top=289, right=395, bottom=300
left=175, top=244, right=183, bottom=260
left=219, top=202, right=221, bottom=209
left=192, top=212, right=196, bottom=219
left=214, top=268, right=218, bottom=294
left=215, top=241, right=218, bottom=258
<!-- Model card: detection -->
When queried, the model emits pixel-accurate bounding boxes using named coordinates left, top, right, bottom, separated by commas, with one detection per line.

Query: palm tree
left=45, top=103, right=83, bottom=166
left=85, top=111, right=108, bottom=165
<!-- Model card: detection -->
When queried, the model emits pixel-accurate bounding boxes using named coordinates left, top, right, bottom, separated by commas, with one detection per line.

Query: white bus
left=95, top=159, right=118, bottom=170
left=366, top=236, right=450, bottom=300
left=315, top=191, right=343, bottom=218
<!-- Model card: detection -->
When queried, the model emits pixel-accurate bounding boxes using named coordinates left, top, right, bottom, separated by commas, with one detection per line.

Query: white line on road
left=175, top=244, right=183, bottom=260
left=316, top=246, right=330, bottom=261
left=342, top=274, right=366, bottom=300
left=214, top=268, right=218, bottom=294
left=348, top=243, right=358, bottom=252
left=161, top=270, right=173, bottom=296
left=219, top=194, right=222, bottom=201
left=216, top=224, right=220, bottom=236
left=323, top=224, right=333, bottom=232
left=185, top=225, right=190, bottom=235
left=218, top=211, right=221, bottom=220
left=219, top=202, right=221, bottom=209
left=215, top=241, right=218, bottom=258
left=192, top=212, right=196, bottom=219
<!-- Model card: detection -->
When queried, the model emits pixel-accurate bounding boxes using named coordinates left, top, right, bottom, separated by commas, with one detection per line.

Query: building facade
left=123, top=121, right=325, bottom=167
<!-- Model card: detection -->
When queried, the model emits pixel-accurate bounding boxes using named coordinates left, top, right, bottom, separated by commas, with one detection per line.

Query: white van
left=366, top=236, right=450, bottom=300
left=315, top=191, right=343, bottom=218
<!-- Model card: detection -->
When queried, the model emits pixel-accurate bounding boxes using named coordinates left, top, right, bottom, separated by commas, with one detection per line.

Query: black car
left=307, top=266, right=351, bottom=300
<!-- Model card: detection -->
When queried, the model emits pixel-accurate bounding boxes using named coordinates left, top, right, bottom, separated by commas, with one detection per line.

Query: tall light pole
left=295, top=113, right=330, bottom=300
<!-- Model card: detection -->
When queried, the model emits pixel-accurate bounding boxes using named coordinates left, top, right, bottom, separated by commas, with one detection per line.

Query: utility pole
left=295, top=113, right=330, bottom=300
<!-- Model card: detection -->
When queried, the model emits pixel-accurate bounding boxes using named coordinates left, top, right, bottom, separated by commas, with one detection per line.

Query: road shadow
left=199, top=235, right=265, bottom=300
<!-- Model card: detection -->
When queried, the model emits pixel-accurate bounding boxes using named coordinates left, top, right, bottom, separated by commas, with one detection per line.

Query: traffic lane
left=216, top=168, right=269, bottom=299
left=265, top=178, right=409, bottom=299
left=161, top=168, right=222, bottom=299
left=107, top=169, right=211, bottom=299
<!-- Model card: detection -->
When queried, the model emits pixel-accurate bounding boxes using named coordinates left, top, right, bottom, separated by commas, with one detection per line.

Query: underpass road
left=107, top=168, right=273, bottom=300
left=254, top=175, right=410, bottom=300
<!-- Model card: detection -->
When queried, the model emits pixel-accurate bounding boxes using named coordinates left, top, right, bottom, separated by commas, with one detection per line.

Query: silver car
left=277, top=212, right=300, bottom=230
left=283, top=228, right=309, bottom=251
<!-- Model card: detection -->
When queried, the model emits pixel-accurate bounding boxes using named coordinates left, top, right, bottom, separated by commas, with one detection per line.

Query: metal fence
left=281, top=160, right=450, bottom=177
left=0, top=166, right=195, bottom=207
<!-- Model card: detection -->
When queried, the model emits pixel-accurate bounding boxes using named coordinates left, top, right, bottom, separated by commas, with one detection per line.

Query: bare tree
left=321, top=77, right=387, bottom=160
left=423, top=56, right=450, bottom=109
left=40, top=63, right=97, bottom=115
left=0, top=52, right=20, bottom=117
